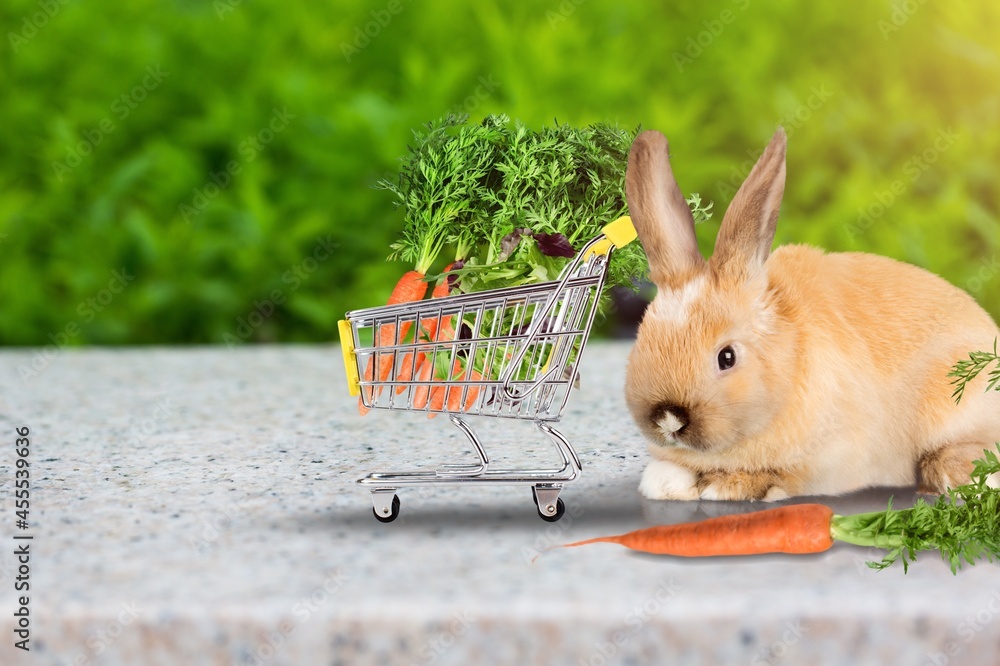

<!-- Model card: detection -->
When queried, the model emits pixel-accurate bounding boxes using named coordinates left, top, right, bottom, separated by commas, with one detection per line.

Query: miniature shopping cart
left=339, top=216, right=637, bottom=522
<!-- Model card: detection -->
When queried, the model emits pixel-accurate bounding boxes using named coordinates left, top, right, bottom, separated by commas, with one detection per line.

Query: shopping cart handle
left=500, top=217, right=635, bottom=401
left=338, top=319, right=361, bottom=397
left=583, top=216, right=637, bottom=259
left=603, top=215, right=637, bottom=247
left=501, top=366, right=560, bottom=402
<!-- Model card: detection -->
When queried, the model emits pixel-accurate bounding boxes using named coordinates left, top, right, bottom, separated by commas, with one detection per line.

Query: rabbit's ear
left=712, top=128, right=787, bottom=279
left=626, top=130, right=704, bottom=285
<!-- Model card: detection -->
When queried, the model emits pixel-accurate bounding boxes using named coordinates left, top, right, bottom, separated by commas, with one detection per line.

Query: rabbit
left=624, top=127, right=1000, bottom=501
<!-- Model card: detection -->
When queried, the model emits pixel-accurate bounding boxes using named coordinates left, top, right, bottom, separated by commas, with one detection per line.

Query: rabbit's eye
left=718, top=346, right=736, bottom=370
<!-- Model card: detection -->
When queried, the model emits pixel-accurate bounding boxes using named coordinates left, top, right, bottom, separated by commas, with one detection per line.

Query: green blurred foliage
left=1, top=0, right=998, bottom=345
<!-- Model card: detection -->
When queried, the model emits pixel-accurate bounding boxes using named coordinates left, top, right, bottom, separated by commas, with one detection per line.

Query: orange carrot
left=393, top=347, right=421, bottom=395
left=396, top=263, right=456, bottom=396
left=429, top=358, right=465, bottom=414
left=465, top=370, right=483, bottom=410
left=436, top=315, right=456, bottom=342
left=426, top=363, right=482, bottom=418
left=412, top=263, right=460, bottom=409
left=424, top=318, right=460, bottom=418
left=553, top=504, right=835, bottom=557
left=410, top=351, right=435, bottom=410
left=358, top=270, right=428, bottom=415
left=449, top=368, right=482, bottom=412
left=431, top=263, right=455, bottom=298
left=417, top=262, right=457, bottom=342
left=377, top=269, right=429, bottom=375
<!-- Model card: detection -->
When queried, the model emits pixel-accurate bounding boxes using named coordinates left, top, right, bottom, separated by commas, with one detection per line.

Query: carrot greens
left=949, top=338, right=1000, bottom=403
left=830, top=449, right=1000, bottom=573
left=378, top=113, right=713, bottom=299
left=372, top=114, right=716, bottom=407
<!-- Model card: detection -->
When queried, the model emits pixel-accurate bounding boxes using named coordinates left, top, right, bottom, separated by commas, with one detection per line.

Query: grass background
left=1, top=0, right=998, bottom=346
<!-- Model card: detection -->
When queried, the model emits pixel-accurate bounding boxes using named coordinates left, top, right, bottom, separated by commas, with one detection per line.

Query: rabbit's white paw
left=639, top=459, right=699, bottom=500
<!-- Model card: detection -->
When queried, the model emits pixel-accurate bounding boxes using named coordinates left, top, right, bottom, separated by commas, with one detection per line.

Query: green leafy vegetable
left=377, top=114, right=714, bottom=391
left=830, top=449, right=1000, bottom=573
left=830, top=342, right=1000, bottom=573
left=378, top=113, right=713, bottom=300
left=948, top=338, right=1000, bottom=403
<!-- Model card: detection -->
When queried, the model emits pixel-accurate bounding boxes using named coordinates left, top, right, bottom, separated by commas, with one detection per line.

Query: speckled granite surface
left=0, top=342, right=998, bottom=665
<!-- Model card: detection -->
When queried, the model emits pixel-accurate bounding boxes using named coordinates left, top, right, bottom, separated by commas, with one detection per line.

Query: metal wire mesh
left=345, top=255, right=608, bottom=421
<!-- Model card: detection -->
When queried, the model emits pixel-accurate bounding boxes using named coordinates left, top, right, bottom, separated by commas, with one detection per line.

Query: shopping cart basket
left=339, top=216, right=637, bottom=522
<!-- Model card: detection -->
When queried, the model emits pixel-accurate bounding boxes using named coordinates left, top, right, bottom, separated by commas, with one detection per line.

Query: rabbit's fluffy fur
left=624, top=129, right=1000, bottom=501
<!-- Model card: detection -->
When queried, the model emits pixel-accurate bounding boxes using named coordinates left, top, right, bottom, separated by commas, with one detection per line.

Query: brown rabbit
left=624, top=128, right=1000, bottom=501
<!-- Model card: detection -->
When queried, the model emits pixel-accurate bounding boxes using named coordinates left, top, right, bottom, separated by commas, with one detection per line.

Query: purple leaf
left=499, top=228, right=532, bottom=261
left=532, top=232, right=575, bottom=258
left=447, top=259, right=465, bottom=291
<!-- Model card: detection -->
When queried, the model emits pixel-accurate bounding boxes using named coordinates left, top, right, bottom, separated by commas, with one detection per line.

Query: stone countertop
left=0, top=342, right=997, bottom=666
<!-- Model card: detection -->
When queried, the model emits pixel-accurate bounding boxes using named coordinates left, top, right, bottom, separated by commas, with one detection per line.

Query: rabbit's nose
left=654, top=404, right=689, bottom=436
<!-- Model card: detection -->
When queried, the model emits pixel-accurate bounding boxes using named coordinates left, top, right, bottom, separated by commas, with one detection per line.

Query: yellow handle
left=602, top=215, right=638, bottom=247
left=338, top=319, right=361, bottom=397
left=584, top=215, right=637, bottom=258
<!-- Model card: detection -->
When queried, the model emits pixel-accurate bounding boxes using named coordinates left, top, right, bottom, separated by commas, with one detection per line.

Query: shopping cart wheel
left=537, top=498, right=565, bottom=522
left=532, top=487, right=566, bottom=522
left=538, top=499, right=566, bottom=523
left=372, top=494, right=401, bottom=523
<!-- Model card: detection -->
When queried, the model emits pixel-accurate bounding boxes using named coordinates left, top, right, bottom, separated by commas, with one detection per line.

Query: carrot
left=449, top=368, right=482, bottom=412
left=431, top=264, right=455, bottom=301
left=422, top=353, right=481, bottom=415
left=396, top=263, right=457, bottom=396
left=428, top=358, right=465, bottom=414
left=410, top=351, right=436, bottom=410
left=424, top=317, right=460, bottom=418
left=393, top=347, right=421, bottom=395
left=553, top=504, right=835, bottom=557
left=425, top=363, right=482, bottom=418
left=410, top=263, right=460, bottom=408
left=466, top=370, right=483, bottom=410
left=377, top=269, right=429, bottom=374
left=358, top=270, right=428, bottom=415
left=416, top=262, right=457, bottom=342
